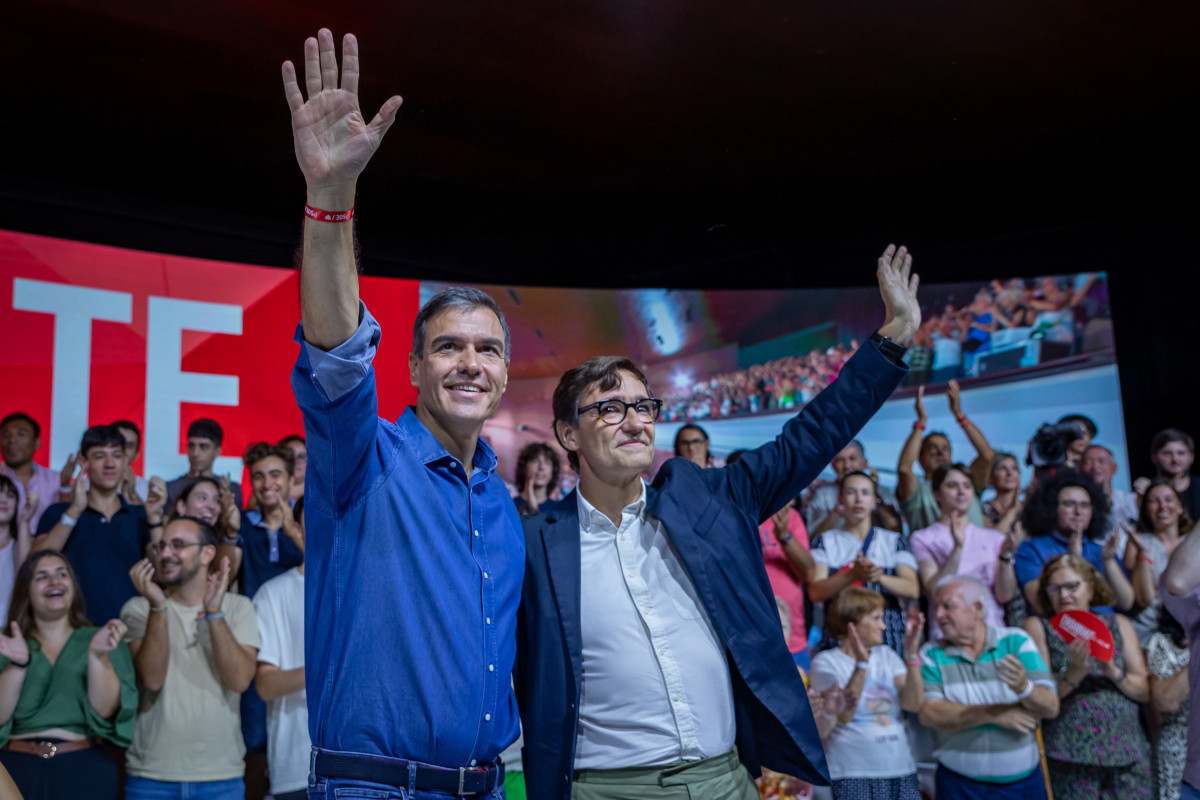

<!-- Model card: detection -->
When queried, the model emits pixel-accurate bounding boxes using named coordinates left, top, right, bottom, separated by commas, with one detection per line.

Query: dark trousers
left=934, top=764, right=1047, bottom=800
left=0, top=746, right=119, bottom=800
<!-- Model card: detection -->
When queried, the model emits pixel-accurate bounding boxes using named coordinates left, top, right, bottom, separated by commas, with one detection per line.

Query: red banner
left=0, top=229, right=419, bottom=482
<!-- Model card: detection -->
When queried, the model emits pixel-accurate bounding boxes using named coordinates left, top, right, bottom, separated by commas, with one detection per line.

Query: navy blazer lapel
left=541, top=494, right=584, bottom=694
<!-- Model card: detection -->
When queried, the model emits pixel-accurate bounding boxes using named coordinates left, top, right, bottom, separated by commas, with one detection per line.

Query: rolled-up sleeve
left=295, top=302, right=382, bottom=403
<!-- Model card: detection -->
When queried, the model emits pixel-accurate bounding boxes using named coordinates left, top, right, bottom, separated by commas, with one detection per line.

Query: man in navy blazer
left=515, top=245, right=921, bottom=800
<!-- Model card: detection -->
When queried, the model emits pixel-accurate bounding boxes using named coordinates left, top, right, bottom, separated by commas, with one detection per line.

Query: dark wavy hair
left=8, top=550, right=92, bottom=636
left=1137, top=478, right=1194, bottom=534
left=552, top=356, right=651, bottom=471
left=0, top=475, right=18, bottom=542
left=1020, top=467, right=1109, bottom=542
left=515, top=442, right=561, bottom=493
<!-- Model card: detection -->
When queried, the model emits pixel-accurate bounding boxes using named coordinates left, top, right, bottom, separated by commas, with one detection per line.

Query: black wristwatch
left=869, top=331, right=908, bottom=366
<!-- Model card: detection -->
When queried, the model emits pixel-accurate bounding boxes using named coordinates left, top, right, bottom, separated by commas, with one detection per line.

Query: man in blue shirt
left=283, top=28, right=520, bottom=799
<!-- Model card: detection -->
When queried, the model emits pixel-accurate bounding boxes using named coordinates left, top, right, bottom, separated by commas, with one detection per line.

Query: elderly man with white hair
left=918, top=575, right=1060, bottom=800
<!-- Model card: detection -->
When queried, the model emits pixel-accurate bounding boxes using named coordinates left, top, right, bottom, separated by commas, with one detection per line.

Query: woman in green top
left=0, top=549, right=137, bottom=800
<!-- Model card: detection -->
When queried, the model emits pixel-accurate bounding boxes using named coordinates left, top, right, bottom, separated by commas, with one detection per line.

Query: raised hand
left=904, top=604, right=925, bottom=661
left=218, top=477, right=241, bottom=532
left=67, top=466, right=89, bottom=515
left=999, top=527, right=1020, bottom=559
left=144, top=476, right=167, bottom=518
left=59, top=452, right=79, bottom=492
left=1101, top=530, right=1121, bottom=562
left=282, top=29, right=403, bottom=202
left=280, top=511, right=305, bottom=555
left=876, top=244, right=921, bottom=345
left=995, top=654, right=1028, bottom=694
left=914, top=385, right=928, bottom=425
left=948, top=512, right=965, bottom=547
left=89, top=619, right=127, bottom=655
left=947, top=379, right=964, bottom=418
left=1067, top=522, right=1085, bottom=556
left=18, top=492, right=38, bottom=527
left=129, top=559, right=166, bottom=606
left=846, top=622, right=871, bottom=662
left=0, top=622, right=29, bottom=666
left=771, top=506, right=791, bottom=539
left=1132, top=477, right=1151, bottom=496
left=204, top=556, right=232, bottom=615
left=120, top=465, right=142, bottom=504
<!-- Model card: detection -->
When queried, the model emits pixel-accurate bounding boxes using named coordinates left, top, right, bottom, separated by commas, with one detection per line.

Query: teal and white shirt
left=920, top=626, right=1053, bottom=784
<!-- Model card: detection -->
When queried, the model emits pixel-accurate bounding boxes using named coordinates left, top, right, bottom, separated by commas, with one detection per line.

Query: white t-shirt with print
left=254, top=567, right=309, bottom=796
left=809, top=646, right=916, bottom=780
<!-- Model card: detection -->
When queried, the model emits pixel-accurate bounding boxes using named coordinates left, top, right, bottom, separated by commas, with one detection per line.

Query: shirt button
left=483, top=571, right=489, bottom=579
left=658, top=649, right=666, bottom=656
left=673, top=694, right=681, bottom=701
left=489, top=664, right=495, bottom=672
left=486, top=617, right=491, bottom=624
left=470, top=759, right=477, bottom=766
left=484, top=713, right=491, bottom=721
left=474, top=529, right=480, bottom=537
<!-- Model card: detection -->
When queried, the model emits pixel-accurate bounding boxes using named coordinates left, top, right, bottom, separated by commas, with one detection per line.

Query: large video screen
left=2, top=229, right=1126, bottom=492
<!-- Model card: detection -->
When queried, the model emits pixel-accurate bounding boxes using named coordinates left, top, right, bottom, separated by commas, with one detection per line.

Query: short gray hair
left=934, top=574, right=989, bottom=609
left=411, top=287, right=511, bottom=364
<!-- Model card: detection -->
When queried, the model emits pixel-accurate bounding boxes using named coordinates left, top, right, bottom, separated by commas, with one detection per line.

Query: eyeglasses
left=677, top=437, right=707, bottom=447
left=152, top=539, right=203, bottom=555
left=1058, top=500, right=1092, bottom=510
left=577, top=398, right=663, bottom=426
left=1045, top=580, right=1083, bottom=595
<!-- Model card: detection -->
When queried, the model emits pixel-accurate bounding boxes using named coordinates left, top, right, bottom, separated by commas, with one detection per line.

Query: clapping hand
left=995, top=654, right=1028, bottom=694
left=0, top=622, right=29, bottom=666
left=88, top=620, right=127, bottom=656
left=876, top=244, right=921, bottom=345
left=913, top=385, right=928, bottom=426
left=947, top=379, right=964, bottom=418
left=129, top=559, right=166, bottom=607
left=144, top=476, right=167, bottom=518
left=203, top=556, right=232, bottom=615
left=846, top=622, right=871, bottom=663
left=18, top=492, right=38, bottom=528
left=903, top=604, right=925, bottom=661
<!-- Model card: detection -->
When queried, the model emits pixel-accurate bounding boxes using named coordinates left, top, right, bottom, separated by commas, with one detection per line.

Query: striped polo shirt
left=920, top=626, right=1054, bottom=783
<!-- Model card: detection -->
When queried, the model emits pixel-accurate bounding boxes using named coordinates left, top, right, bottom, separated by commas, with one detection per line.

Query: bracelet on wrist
left=6, top=655, right=31, bottom=669
left=956, top=413, right=969, bottom=426
left=304, top=203, right=355, bottom=223
left=203, top=611, right=225, bottom=622
left=855, top=661, right=870, bottom=671
left=912, top=422, right=926, bottom=431
left=148, top=605, right=166, bottom=613
left=1016, top=679, right=1034, bottom=699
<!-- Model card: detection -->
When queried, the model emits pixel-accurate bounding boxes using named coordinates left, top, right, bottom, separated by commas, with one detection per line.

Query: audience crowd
left=658, top=273, right=1110, bottom=425
left=0, top=355, right=1196, bottom=800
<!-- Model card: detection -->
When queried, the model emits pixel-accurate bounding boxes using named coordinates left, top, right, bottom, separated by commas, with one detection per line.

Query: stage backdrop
left=2, top=228, right=1126, bottom=492
left=0, top=229, right=418, bottom=480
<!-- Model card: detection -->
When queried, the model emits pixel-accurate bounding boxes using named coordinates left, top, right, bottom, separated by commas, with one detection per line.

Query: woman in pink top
left=911, top=462, right=1018, bottom=639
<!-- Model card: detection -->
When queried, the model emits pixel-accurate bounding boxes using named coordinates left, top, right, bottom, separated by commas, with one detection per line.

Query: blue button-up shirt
left=291, top=303, right=524, bottom=768
left=1014, top=532, right=1117, bottom=614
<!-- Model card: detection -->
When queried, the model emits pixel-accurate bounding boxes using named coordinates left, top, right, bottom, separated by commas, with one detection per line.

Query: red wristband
left=304, top=204, right=355, bottom=223
left=957, top=414, right=969, bottom=426
left=913, top=422, right=926, bottom=431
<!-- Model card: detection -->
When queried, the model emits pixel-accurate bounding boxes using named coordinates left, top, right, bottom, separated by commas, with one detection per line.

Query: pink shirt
left=911, top=521, right=1006, bottom=637
left=0, top=461, right=61, bottom=532
left=758, top=507, right=809, bottom=653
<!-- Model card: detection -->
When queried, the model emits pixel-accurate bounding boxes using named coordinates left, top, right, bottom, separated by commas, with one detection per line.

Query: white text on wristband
left=304, top=204, right=355, bottom=223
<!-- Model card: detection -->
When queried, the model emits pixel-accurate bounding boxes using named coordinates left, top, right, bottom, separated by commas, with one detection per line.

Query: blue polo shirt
left=237, top=508, right=304, bottom=599
left=1014, top=532, right=1116, bottom=613
left=291, top=303, right=524, bottom=769
left=36, top=499, right=149, bottom=624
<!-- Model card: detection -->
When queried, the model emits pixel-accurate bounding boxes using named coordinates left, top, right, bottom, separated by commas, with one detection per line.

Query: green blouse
left=0, top=626, right=137, bottom=747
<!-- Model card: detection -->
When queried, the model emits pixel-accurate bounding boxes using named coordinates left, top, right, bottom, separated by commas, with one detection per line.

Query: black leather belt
left=314, top=750, right=503, bottom=796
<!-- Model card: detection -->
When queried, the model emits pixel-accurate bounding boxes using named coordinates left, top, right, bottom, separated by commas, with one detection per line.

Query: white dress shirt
left=575, top=483, right=736, bottom=769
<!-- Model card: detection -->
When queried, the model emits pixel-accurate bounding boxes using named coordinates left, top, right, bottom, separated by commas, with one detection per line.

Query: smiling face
left=250, top=455, right=293, bottom=511
left=409, top=306, right=509, bottom=445
left=1055, top=485, right=1093, bottom=536
left=831, top=443, right=866, bottom=478
left=560, top=369, right=656, bottom=486
left=838, top=473, right=877, bottom=527
left=157, top=518, right=213, bottom=588
left=936, top=468, right=975, bottom=517
left=29, top=555, right=74, bottom=621
left=1145, top=484, right=1183, bottom=534
left=82, top=443, right=126, bottom=492
left=176, top=481, right=221, bottom=525
left=991, top=456, right=1021, bottom=492
left=1080, top=446, right=1117, bottom=488
left=0, top=419, right=39, bottom=468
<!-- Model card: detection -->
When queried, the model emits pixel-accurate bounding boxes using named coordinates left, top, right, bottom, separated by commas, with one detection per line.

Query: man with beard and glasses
left=121, top=516, right=260, bottom=800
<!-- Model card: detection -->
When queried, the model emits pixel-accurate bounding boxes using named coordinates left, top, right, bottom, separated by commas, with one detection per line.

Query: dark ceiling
left=3, top=0, right=1196, bottom=287
left=3, top=0, right=1198, bottom=467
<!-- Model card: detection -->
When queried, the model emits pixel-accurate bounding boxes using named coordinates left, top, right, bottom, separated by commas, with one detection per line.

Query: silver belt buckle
left=458, top=766, right=466, bottom=795
left=39, top=742, right=57, bottom=759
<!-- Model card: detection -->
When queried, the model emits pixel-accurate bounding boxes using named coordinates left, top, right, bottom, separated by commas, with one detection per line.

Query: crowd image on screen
left=0, top=284, right=1193, bottom=800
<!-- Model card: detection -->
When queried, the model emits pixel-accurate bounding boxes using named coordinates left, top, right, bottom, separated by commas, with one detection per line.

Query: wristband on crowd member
left=906, top=657, right=921, bottom=668
left=148, top=522, right=163, bottom=529
left=148, top=605, right=166, bottom=613
left=913, top=422, right=926, bottom=432
left=205, top=611, right=225, bottom=622
left=777, top=531, right=795, bottom=546
left=59, top=512, right=77, bottom=528
left=956, top=414, right=969, bottom=426
left=6, top=655, right=31, bottom=669
left=304, top=204, right=355, bottom=223
left=1016, top=680, right=1034, bottom=699
left=855, top=661, right=870, bottom=671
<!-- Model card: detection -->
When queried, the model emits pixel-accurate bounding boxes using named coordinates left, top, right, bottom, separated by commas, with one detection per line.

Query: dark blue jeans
left=934, top=764, right=1047, bottom=800
left=308, top=748, right=506, bottom=800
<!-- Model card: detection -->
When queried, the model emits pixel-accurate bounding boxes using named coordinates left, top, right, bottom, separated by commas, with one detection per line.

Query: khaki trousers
left=571, top=748, right=759, bottom=800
